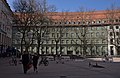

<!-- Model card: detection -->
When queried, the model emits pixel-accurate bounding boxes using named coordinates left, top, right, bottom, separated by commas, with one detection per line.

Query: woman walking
left=32, top=53, right=39, bottom=73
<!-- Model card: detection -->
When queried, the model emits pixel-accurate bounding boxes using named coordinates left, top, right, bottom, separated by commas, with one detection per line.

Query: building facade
left=0, top=0, right=13, bottom=56
left=12, top=11, right=120, bottom=56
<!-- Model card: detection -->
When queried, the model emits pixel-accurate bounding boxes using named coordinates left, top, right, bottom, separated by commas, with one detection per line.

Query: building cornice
left=1, top=0, right=14, bottom=16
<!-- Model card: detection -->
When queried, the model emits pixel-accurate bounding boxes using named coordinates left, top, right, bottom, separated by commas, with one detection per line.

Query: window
left=54, top=22, right=57, bottom=25
left=116, top=32, right=119, bottom=36
left=66, top=33, right=69, bottom=37
left=96, top=32, right=99, bottom=36
left=52, top=33, right=55, bottom=37
left=110, top=32, right=113, bottom=36
left=91, top=27, right=94, bottom=30
left=96, top=40, right=99, bottom=43
left=51, top=47, right=54, bottom=49
left=110, top=39, right=113, bottom=44
left=116, top=26, right=119, bottom=29
left=66, top=40, right=69, bottom=44
left=102, top=40, right=106, bottom=43
left=64, top=22, right=67, bottom=24
left=69, top=22, right=71, bottom=24
left=76, top=40, right=78, bottom=44
left=52, top=28, right=55, bottom=32
left=61, top=33, right=64, bottom=37
left=71, top=40, right=74, bottom=44
left=102, top=32, right=104, bottom=36
left=46, top=41, right=49, bottom=44
left=76, top=33, right=78, bottom=37
left=110, top=26, right=113, bottom=29
left=88, top=21, right=91, bottom=24
left=109, top=19, right=114, bottom=23
left=91, top=33, right=94, bottom=37
left=117, top=38, right=120, bottom=44
left=52, top=40, right=54, bottom=44
left=57, top=33, right=59, bottom=37
left=71, top=33, right=74, bottom=37
left=116, top=19, right=119, bottom=22
left=92, top=21, right=96, bottom=24
left=99, top=21, right=101, bottom=24
left=83, top=21, right=85, bottom=24
left=103, top=20, right=106, bottom=23
left=59, top=22, right=61, bottom=24
left=74, top=22, right=76, bottom=24
left=91, top=40, right=94, bottom=43
left=41, top=47, right=44, bottom=50
left=76, top=21, right=78, bottom=24
left=110, top=46, right=114, bottom=55
left=61, top=40, right=64, bottom=44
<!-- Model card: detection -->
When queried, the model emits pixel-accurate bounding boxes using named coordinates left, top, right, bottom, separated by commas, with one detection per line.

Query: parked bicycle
left=39, top=56, right=49, bottom=66
left=9, top=56, right=17, bottom=66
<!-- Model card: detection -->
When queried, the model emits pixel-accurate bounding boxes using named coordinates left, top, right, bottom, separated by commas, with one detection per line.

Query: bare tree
left=13, top=0, right=56, bottom=54
left=73, top=7, right=95, bottom=56
left=51, top=12, right=69, bottom=55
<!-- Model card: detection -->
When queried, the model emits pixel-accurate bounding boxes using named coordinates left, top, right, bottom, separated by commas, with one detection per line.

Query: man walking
left=22, top=52, right=30, bottom=74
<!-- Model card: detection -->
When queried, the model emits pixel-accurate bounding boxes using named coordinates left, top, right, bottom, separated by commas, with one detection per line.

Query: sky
left=7, top=0, right=120, bottom=12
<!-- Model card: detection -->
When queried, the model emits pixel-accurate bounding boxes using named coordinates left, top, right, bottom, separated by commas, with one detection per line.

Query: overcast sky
left=7, top=0, right=120, bottom=12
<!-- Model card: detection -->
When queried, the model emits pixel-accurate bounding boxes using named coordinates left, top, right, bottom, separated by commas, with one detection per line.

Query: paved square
left=0, top=58, right=120, bottom=78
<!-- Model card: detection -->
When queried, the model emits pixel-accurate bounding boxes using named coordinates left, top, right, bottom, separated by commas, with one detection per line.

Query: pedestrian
left=32, top=53, right=39, bottom=73
left=22, top=52, right=30, bottom=74
left=89, top=62, right=91, bottom=67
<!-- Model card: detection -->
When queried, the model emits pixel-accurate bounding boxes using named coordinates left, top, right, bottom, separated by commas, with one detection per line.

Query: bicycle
left=9, top=57, right=17, bottom=66
left=39, top=57, right=49, bottom=66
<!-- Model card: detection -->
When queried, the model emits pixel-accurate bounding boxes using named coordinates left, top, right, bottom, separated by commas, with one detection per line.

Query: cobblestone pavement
left=0, top=57, right=120, bottom=78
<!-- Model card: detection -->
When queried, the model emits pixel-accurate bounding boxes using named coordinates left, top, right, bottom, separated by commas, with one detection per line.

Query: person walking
left=22, top=52, right=30, bottom=74
left=32, top=53, right=39, bottom=73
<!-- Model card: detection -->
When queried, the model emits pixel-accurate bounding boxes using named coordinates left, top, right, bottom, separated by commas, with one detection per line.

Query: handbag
left=27, top=63, right=32, bottom=70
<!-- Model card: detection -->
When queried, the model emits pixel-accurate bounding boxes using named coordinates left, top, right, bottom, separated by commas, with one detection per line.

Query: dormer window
left=116, top=26, right=119, bottom=29
left=99, top=21, right=101, bottom=23
left=116, top=19, right=118, bottom=22
left=104, top=21, right=106, bottom=23
left=69, top=22, right=71, bottom=24
left=74, top=22, right=76, bottom=24
left=55, top=22, right=57, bottom=24
left=64, top=22, right=67, bottom=24
left=92, top=21, right=95, bottom=24
left=59, top=22, right=61, bottom=24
